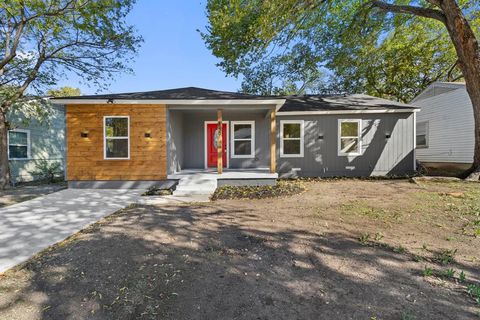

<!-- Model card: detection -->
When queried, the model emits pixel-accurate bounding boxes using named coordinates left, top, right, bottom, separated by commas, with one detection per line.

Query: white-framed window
left=338, top=119, right=362, bottom=156
left=7, top=129, right=30, bottom=160
left=416, top=121, right=429, bottom=148
left=231, top=121, right=255, bottom=158
left=280, top=120, right=304, bottom=157
left=104, top=116, right=130, bottom=159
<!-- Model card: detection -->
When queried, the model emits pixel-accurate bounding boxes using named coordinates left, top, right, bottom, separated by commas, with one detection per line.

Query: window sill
left=280, top=154, right=304, bottom=158
left=231, top=155, right=255, bottom=159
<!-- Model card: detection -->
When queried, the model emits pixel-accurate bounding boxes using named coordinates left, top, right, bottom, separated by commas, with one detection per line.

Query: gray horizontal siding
left=7, top=104, right=66, bottom=182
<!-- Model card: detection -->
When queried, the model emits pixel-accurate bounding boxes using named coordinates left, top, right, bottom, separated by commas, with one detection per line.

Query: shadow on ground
left=0, top=202, right=477, bottom=319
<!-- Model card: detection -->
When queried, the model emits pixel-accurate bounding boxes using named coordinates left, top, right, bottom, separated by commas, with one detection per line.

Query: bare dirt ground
left=0, top=179, right=479, bottom=319
left=0, top=182, right=66, bottom=208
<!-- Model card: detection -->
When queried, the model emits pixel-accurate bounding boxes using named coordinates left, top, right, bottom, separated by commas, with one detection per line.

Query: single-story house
left=51, top=87, right=418, bottom=188
left=7, top=100, right=65, bottom=183
left=411, top=82, right=474, bottom=174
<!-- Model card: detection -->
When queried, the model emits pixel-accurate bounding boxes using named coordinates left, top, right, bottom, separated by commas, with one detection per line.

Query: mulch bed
left=211, top=179, right=305, bottom=200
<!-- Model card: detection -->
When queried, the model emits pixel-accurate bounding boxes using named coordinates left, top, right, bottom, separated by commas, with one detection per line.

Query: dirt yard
left=0, top=182, right=66, bottom=208
left=0, top=179, right=479, bottom=319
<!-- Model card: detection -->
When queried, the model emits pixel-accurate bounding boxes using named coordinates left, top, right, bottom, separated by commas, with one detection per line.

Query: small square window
left=8, top=130, right=30, bottom=159
left=231, top=121, right=255, bottom=158
left=280, top=120, right=304, bottom=157
left=338, top=120, right=362, bottom=156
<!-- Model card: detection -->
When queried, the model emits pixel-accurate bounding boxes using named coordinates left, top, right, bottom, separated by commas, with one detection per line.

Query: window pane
left=416, top=135, right=427, bottom=147
left=9, top=146, right=28, bottom=158
left=340, top=138, right=359, bottom=154
left=341, top=122, right=359, bottom=137
left=105, top=118, right=128, bottom=137
left=106, top=139, right=128, bottom=158
left=9, top=131, right=28, bottom=145
left=234, top=140, right=251, bottom=155
left=283, top=140, right=301, bottom=155
left=283, top=123, right=300, bottom=138
left=417, top=122, right=427, bottom=135
left=234, top=124, right=252, bottom=139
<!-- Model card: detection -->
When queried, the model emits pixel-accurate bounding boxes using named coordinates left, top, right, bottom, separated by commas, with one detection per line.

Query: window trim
left=103, top=116, right=130, bottom=160
left=230, top=121, right=255, bottom=158
left=7, top=129, right=31, bottom=160
left=416, top=121, right=429, bottom=149
left=280, top=120, right=304, bottom=158
left=338, top=119, right=362, bottom=156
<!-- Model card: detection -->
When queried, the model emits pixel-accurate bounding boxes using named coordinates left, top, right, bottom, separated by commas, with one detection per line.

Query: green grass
left=341, top=200, right=401, bottom=221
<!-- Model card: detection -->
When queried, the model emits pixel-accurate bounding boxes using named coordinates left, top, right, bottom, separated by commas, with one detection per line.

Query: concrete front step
left=172, top=176, right=218, bottom=197
left=173, top=190, right=216, bottom=196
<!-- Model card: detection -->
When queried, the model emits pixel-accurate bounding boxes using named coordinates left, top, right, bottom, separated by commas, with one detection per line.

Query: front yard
left=0, top=179, right=479, bottom=319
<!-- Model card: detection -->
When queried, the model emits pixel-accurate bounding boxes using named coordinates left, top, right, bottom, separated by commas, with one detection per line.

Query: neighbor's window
left=8, top=130, right=30, bottom=159
left=416, top=121, right=429, bottom=148
left=338, top=119, right=362, bottom=156
left=280, top=120, right=304, bottom=157
left=231, top=121, right=255, bottom=158
left=104, top=116, right=129, bottom=159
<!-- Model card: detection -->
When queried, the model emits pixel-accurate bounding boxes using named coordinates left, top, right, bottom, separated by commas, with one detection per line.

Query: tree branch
left=370, top=0, right=446, bottom=23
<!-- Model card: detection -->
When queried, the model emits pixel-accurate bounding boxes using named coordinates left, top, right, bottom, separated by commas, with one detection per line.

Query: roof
left=52, top=86, right=417, bottom=112
left=411, top=82, right=465, bottom=103
left=279, top=94, right=415, bottom=112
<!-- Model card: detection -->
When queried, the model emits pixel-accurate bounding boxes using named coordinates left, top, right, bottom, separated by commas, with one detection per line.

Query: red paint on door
left=207, top=123, right=227, bottom=168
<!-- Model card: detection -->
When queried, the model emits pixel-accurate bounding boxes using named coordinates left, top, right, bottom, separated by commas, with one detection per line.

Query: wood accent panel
left=217, top=108, right=223, bottom=174
left=270, top=109, right=276, bottom=173
left=66, top=104, right=167, bottom=181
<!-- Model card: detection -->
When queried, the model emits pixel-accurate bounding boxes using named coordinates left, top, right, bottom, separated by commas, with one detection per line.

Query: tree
left=47, top=86, right=81, bottom=97
left=203, top=0, right=480, bottom=180
left=0, top=0, right=142, bottom=188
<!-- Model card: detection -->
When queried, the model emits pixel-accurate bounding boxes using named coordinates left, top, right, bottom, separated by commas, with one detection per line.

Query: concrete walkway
left=0, top=189, right=143, bottom=273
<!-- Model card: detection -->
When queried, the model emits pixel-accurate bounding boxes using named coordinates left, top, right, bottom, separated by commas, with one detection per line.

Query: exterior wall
left=168, top=108, right=415, bottom=177
left=411, top=83, right=462, bottom=103
left=168, top=110, right=270, bottom=173
left=414, top=88, right=474, bottom=164
left=7, top=104, right=65, bottom=183
left=66, top=104, right=167, bottom=180
left=167, top=110, right=184, bottom=173
left=277, top=113, right=415, bottom=177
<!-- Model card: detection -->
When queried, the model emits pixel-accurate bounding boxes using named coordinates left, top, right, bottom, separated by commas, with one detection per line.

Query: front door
left=207, top=123, right=227, bottom=168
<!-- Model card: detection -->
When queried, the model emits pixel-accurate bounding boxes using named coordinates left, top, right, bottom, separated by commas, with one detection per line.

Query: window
left=231, top=121, right=255, bottom=158
left=280, top=120, right=304, bottom=157
left=104, top=116, right=129, bottom=159
left=416, top=121, right=429, bottom=148
left=8, top=129, right=30, bottom=159
left=338, top=119, right=362, bottom=156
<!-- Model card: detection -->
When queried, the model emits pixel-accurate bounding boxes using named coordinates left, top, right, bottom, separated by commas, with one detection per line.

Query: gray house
left=7, top=101, right=65, bottom=183
left=52, top=87, right=418, bottom=190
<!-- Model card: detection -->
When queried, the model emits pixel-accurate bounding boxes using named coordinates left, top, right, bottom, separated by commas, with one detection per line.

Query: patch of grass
left=467, top=284, right=480, bottom=305
left=211, top=180, right=305, bottom=200
left=341, top=200, right=401, bottom=221
left=459, top=271, right=466, bottom=282
left=443, top=268, right=456, bottom=278
left=435, top=248, right=457, bottom=265
left=422, top=266, right=433, bottom=277
left=393, top=245, right=406, bottom=254
left=358, top=233, right=370, bottom=245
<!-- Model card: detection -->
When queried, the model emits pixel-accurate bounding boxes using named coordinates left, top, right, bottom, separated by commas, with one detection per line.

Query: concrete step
left=173, top=190, right=215, bottom=196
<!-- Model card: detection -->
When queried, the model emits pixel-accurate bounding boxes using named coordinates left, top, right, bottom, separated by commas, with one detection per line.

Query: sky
left=56, top=0, right=241, bottom=95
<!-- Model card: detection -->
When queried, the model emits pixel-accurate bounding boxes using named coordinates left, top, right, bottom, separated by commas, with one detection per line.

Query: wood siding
left=66, top=104, right=167, bottom=181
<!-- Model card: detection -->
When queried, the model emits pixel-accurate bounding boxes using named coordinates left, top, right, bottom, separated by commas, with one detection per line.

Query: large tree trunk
left=0, top=110, right=11, bottom=189
left=439, top=0, right=480, bottom=180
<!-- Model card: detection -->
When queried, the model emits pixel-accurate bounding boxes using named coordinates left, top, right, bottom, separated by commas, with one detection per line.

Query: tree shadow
left=0, top=203, right=477, bottom=319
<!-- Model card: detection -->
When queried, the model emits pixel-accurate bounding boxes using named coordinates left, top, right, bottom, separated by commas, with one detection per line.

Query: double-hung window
left=338, top=119, right=362, bottom=156
left=280, top=120, right=304, bottom=157
left=231, top=121, right=255, bottom=158
left=416, top=121, right=429, bottom=148
left=8, top=129, right=30, bottom=160
left=104, top=116, right=130, bottom=159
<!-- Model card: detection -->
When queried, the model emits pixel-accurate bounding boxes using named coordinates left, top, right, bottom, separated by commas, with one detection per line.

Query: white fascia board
left=277, top=108, right=419, bottom=116
left=51, top=99, right=286, bottom=107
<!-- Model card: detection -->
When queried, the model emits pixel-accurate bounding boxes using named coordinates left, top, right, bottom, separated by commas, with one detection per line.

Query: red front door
left=207, top=123, right=227, bottom=168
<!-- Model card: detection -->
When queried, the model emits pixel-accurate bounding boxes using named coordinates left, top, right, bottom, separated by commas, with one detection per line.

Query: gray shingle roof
left=52, top=87, right=416, bottom=111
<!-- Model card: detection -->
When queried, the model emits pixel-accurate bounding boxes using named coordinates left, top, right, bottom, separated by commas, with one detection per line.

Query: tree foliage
left=202, top=0, right=478, bottom=101
left=47, top=86, right=81, bottom=97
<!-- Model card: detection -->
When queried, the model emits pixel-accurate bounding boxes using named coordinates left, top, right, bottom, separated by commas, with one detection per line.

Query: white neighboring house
left=412, top=82, right=474, bottom=171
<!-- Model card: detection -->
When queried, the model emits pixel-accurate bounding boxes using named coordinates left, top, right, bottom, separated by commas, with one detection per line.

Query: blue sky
left=56, top=0, right=241, bottom=95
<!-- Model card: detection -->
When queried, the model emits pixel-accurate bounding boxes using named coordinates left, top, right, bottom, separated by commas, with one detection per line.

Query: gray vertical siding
left=277, top=113, right=415, bottom=177
left=167, top=107, right=415, bottom=177
left=7, top=104, right=65, bottom=182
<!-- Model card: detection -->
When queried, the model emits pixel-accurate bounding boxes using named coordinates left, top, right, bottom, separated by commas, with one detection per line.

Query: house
left=51, top=87, right=418, bottom=188
left=411, top=82, right=474, bottom=174
left=6, top=100, right=65, bottom=183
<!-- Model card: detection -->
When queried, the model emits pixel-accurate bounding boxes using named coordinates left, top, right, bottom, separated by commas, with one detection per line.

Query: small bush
left=142, top=185, right=174, bottom=196
left=422, top=266, right=433, bottom=277
left=28, top=159, right=63, bottom=183
left=467, top=284, right=480, bottom=305
left=211, top=180, right=304, bottom=200
left=435, top=249, right=457, bottom=265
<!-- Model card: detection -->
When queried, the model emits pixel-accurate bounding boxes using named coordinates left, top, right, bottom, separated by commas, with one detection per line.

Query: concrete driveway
left=0, top=188, right=143, bottom=273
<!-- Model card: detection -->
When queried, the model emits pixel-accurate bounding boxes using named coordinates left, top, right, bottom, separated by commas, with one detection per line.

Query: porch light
left=80, top=130, right=89, bottom=138
left=385, top=132, right=391, bottom=139
left=144, top=132, right=152, bottom=138
left=318, top=135, right=324, bottom=140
